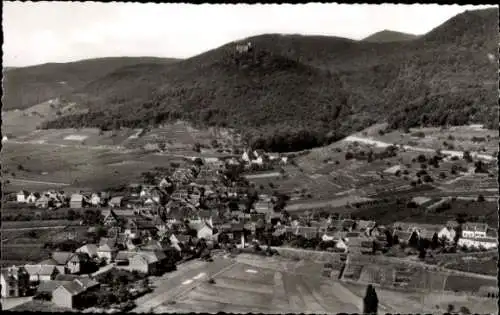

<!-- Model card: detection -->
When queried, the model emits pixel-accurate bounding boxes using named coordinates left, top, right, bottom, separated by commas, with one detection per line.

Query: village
left=1, top=145, right=498, bottom=313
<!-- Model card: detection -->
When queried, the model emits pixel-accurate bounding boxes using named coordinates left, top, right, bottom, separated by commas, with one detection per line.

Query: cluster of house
left=2, top=201, right=497, bottom=309
left=241, top=149, right=288, bottom=166
left=15, top=190, right=121, bottom=209
left=0, top=232, right=174, bottom=309
left=6, top=149, right=497, bottom=310
left=0, top=263, right=100, bottom=309
left=392, top=220, right=498, bottom=250
left=16, top=190, right=68, bottom=209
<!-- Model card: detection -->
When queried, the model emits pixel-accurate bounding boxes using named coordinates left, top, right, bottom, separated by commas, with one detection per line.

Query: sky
left=3, top=2, right=496, bottom=67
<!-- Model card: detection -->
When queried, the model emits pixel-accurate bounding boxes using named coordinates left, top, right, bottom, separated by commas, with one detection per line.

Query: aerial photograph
left=1, top=2, right=498, bottom=314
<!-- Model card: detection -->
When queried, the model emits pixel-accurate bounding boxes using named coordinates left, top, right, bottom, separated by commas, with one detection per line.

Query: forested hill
left=39, top=8, right=498, bottom=152
left=362, top=30, right=419, bottom=42
left=2, top=57, right=179, bottom=111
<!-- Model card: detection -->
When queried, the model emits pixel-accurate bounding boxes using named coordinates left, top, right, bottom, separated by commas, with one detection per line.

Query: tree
left=431, top=232, right=439, bottom=249
left=477, top=194, right=485, bottom=202
left=474, top=160, right=487, bottom=173
left=372, top=241, right=378, bottom=254
left=363, top=284, right=379, bottom=314
left=384, top=230, right=393, bottom=247
left=459, top=306, right=471, bottom=314
left=447, top=304, right=455, bottom=313
left=418, top=247, right=427, bottom=260
left=193, top=142, right=201, bottom=153
left=462, top=151, right=473, bottom=163
left=393, top=234, right=399, bottom=245
left=158, top=142, right=166, bottom=152
left=409, top=231, right=419, bottom=248
left=141, top=278, right=151, bottom=290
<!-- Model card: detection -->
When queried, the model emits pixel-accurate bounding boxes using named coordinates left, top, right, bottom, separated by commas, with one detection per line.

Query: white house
left=462, top=223, right=488, bottom=239
left=17, top=190, right=29, bottom=203
left=26, top=192, right=39, bottom=204
left=322, top=233, right=335, bottom=242
left=280, top=156, right=288, bottom=165
left=97, top=242, right=117, bottom=263
left=89, top=193, right=101, bottom=206
left=169, top=234, right=182, bottom=252
left=76, top=244, right=99, bottom=259
left=159, top=178, right=172, bottom=189
left=251, top=156, right=264, bottom=165
left=268, top=153, right=280, bottom=160
left=242, top=151, right=251, bottom=162
left=437, top=226, right=456, bottom=243
left=383, top=165, right=402, bottom=175
left=335, top=239, right=348, bottom=252
left=1, top=266, right=30, bottom=298
left=35, top=195, right=50, bottom=208
left=23, top=264, right=60, bottom=282
left=226, top=158, right=240, bottom=165
left=197, top=223, right=214, bottom=240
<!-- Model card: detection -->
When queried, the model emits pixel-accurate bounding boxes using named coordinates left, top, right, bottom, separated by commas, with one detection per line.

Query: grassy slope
left=3, top=57, right=179, bottom=110
left=21, top=8, right=500, bottom=151
left=362, top=30, right=419, bottom=42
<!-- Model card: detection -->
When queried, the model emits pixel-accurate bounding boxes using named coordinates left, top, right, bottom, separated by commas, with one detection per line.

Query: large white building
left=458, top=222, right=497, bottom=250
left=462, top=223, right=488, bottom=238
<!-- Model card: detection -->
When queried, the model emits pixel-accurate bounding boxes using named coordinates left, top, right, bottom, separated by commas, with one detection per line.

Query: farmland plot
left=1, top=244, right=51, bottom=263
left=443, top=274, right=497, bottom=293
left=1, top=220, right=77, bottom=229
left=2, top=142, right=184, bottom=191
left=162, top=259, right=360, bottom=314
left=373, top=126, right=497, bottom=150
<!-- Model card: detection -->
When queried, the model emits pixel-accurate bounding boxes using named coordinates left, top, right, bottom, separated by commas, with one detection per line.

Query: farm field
left=281, top=136, right=481, bottom=202
left=344, top=281, right=497, bottom=314
left=156, top=255, right=361, bottom=314
left=1, top=142, right=189, bottom=192
left=1, top=244, right=52, bottom=264
left=2, top=100, right=76, bottom=137
left=1, top=220, right=78, bottom=229
left=358, top=124, right=498, bottom=158
left=1, top=224, right=91, bottom=267
left=436, top=254, right=497, bottom=276
left=3, top=110, right=239, bottom=148
left=427, top=199, right=498, bottom=217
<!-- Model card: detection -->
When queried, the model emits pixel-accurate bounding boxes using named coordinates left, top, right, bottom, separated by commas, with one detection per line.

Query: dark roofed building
left=52, top=278, right=100, bottom=309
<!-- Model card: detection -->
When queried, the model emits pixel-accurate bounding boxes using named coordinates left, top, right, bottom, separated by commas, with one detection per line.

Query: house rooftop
left=76, top=244, right=98, bottom=256
left=39, top=258, right=59, bottom=266
left=135, top=250, right=166, bottom=264
left=59, top=278, right=99, bottom=296
left=37, top=280, right=72, bottom=293
left=24, top=264, right=58, bottom=276
left=52, top=251, right=74, bottom=265
left=463, top=222, right=489, bottom=232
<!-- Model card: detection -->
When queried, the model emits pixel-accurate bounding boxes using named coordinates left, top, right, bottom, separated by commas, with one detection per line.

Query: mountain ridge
left=8, top=8, right=499, bottom=152
left=2, top=57, right=180, bottom=111
left=362, top=30, right=419, bottom=42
